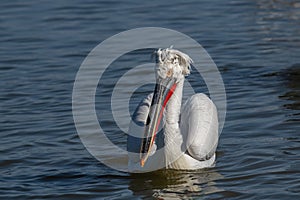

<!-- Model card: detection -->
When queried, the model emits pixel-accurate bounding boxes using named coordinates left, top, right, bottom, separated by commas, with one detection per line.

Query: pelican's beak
left=140, top=78, right=177, bottom=167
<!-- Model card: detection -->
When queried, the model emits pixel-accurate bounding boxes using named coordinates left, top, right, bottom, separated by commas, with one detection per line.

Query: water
left=1, top=0, right=300, bottom=199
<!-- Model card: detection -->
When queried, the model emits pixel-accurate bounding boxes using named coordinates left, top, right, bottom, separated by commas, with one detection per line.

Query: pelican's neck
left=165, top=78, right=184, bottom=124
left=163, top=78, right=184, bottom=167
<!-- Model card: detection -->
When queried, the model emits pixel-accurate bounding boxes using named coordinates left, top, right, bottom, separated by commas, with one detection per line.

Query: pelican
left=127, top=48, right=218, bottom=172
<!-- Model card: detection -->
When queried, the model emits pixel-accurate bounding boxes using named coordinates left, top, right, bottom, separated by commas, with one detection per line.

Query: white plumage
left=127, top=48, right=219, bottom=172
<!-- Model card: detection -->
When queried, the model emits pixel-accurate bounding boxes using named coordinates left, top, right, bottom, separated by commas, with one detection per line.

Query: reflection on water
left=279, top=64, right=300, bottom=121
left=254, top=0, right=300, bottom=66
left=129, top=169, right=223, bottom=199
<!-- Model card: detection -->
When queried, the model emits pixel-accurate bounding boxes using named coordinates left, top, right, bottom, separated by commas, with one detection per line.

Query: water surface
left=1, top=0, right=300, bottom=199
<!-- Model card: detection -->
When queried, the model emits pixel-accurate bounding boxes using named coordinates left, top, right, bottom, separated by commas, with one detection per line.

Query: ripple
left=1, top=0, right=300, bottom=199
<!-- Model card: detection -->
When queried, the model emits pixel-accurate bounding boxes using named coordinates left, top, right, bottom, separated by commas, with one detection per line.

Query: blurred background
left=0, top=0, right=299, bottom=199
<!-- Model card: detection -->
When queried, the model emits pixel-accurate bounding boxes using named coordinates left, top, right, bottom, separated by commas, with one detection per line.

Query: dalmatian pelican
left=127, top=48, right=218, bottom=172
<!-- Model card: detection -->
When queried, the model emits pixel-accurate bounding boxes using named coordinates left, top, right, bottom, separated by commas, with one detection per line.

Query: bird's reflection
left=129, top=168, right=223, bottom=199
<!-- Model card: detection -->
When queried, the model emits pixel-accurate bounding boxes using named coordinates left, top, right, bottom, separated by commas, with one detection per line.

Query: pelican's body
left=127, top=48, right=218, bottom=172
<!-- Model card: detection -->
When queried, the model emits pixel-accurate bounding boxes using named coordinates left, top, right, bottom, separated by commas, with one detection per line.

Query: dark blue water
left=1, top=0, right=300, bottom=199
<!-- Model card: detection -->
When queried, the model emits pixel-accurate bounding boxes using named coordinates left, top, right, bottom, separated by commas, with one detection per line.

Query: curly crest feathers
left=156, top=48, right=193, bottom=80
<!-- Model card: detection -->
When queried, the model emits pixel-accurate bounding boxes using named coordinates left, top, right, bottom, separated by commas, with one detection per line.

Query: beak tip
left=140, top=159, right=145, bottom=167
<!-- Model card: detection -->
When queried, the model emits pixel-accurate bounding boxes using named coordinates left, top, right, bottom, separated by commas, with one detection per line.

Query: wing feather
left=180, top=93, right=219, bottom=161
left=127, top=93, right=152, bottom=153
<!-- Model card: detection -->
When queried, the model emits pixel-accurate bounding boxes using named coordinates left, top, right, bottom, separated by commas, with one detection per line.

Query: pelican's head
left=139, top=48, right=193, bottom=167
left=156, top=48, right=193, bottom=82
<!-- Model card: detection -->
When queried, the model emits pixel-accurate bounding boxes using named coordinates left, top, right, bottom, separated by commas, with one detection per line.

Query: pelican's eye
left=166, top=69, right=173, bottom=77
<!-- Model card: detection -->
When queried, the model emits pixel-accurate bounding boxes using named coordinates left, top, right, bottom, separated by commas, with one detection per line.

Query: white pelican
left=127, top=48, right=218, bottom=172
